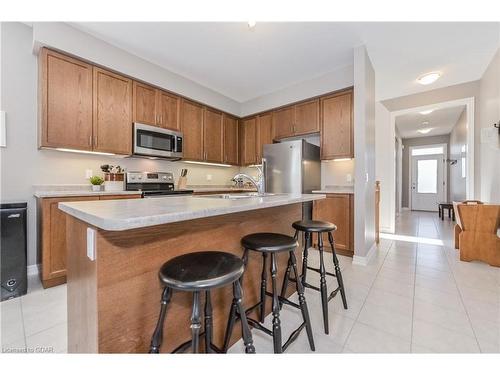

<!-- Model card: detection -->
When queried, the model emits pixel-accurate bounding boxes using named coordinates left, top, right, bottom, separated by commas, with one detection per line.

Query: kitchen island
left=59, top=193, right=325, bottom=353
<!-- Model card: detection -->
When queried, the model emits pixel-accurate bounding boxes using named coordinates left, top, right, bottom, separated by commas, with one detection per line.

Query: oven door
left=133, top=123, right=183, bottom=160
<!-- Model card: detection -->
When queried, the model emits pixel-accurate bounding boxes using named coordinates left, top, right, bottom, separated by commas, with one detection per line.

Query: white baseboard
left=27, top=264, right=40, bottom=276
left=352, top=243, right=377, bottom=266
left=402, top=207, right=410, bottom=211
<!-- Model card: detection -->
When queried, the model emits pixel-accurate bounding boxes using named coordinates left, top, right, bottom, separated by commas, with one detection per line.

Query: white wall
left=375, top=102, right=394, bottom=232
left=449, top=109, right=467, bottom=201
left=478, top=48, right=500, bottom=203
left=32, top=22, right=241, bottom=116
left=353, top=45, right=376, bottom=262
left=0, top=23, right=239, bottom=267
left=240, top=65, right=353, bottom=116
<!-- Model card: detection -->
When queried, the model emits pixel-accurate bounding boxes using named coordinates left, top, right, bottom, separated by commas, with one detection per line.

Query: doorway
left=409, top=144, right=447, bottom=211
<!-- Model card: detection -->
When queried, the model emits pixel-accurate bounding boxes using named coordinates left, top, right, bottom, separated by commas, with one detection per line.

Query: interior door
left=411, top=154, right=444, bottom=211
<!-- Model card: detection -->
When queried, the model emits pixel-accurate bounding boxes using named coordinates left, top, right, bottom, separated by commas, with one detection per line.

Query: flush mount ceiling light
left=416, top=72, right=441, bottom=85
left=247, top=20, right=256, bottom=29
left=420, top=109, right=434, bottom=115
left=417, top=128, right=433, bottom=134
left=422, top=121, right=430, bottom=126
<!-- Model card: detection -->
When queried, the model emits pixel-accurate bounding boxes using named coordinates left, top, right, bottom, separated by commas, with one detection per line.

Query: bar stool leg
left=301, top=231, right=310, bottom=285
left=260, top=253, right=268, bottom=323
left=190, top=291, right=201, bottom=353
left=289, top=251, right=315, bottom=351
left=318, top=232, right=329, bottom=334
left=222, top=294, right=237, bottom=352
left=270, top=253, right=282, bottom=353
left=328, top=231, right=348, bottom=309
left=149, top=287, right=172, bottom=353
left=233, top=280, right=256, bottom=354
left=204, top=291, right=213, bottom=353
left=279, top=254, right=292, bottom=308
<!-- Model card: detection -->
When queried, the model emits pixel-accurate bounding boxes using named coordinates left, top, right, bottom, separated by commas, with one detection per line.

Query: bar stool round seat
left=292, top=220, right=336, bottom=233
left=241, top=233, right=298, bottom=252
left=149, top=251, right=255, bottom=354
left=159, top=251, right=244, bottom=291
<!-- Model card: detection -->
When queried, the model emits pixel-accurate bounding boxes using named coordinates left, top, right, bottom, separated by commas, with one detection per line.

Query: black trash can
left=1, top=202, right=28, bottom=301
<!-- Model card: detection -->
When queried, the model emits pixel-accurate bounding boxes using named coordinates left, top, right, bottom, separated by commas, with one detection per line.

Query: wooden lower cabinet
left=312, top=194, right=354, bottom=256
left=39, top=194, right=141, bottom=288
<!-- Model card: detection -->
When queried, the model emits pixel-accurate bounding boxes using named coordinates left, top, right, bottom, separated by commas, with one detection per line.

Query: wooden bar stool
left=284, top=220, right=348, bottom=334
left=223, top=233, right=315, bottom=353
left=149, top=251, right=255, bottom=354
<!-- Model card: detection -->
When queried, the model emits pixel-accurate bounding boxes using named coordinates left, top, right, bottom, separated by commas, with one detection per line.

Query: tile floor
left=1, top=210, right=499, bottom=353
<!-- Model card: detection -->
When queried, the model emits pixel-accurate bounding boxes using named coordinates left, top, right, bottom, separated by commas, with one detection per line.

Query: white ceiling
left=70, top=22, right=499, bottom=103
left=396, top=105, right=466, bottom=139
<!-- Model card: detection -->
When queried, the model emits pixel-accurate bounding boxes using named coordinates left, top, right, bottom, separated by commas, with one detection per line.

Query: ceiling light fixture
left=420, top=109, right=434, bottom=115
left=417, top=128, right=433, bottom=134
left=247, top=20, right=256, bottom=29
left=417, top=72, right=441, bottom=85
left=422, top=121, right=430, bottom=126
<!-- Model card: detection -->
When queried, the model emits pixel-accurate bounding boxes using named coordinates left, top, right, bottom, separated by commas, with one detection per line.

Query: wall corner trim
left=352, top=242, right=377, bottom=266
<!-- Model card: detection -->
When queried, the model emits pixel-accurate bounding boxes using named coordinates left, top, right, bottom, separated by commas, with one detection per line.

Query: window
left=411, top=146, right=444, bottom=156
left=417, top=159, right=437, bottom=193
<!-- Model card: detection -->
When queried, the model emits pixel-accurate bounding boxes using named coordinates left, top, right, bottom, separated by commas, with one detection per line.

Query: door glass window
left=417, top=159, right=437, bottom=193
left=412, top=146, right=444, bottom=156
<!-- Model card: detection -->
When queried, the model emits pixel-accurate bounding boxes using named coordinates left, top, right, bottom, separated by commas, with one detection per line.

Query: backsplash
left=321, top=159, right=355, bottom=189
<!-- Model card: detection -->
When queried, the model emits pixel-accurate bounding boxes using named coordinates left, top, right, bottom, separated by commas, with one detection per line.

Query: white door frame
left=388, top=97, right=475, bottom=225
left=408, top=143, right=448, bottom=210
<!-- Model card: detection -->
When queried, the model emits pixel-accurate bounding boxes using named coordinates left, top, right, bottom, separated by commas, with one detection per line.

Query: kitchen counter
left=62, top=193, right=325, bottom=353
left=312, top=186, right=354, bottom=194
left=185, top=185, right=257, bottom=193
left=59, top=193, right=325, bottom=231
left=33, top=184, right=140, bottom=198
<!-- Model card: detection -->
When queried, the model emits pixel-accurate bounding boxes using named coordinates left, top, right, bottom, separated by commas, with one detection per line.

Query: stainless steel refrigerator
left=263, top=140, right=320, bottom=218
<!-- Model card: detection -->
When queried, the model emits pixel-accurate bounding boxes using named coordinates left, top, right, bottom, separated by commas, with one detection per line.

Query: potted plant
left=101, top=164, right=125, bottom=192
left=89, top=176, right=104, bottom=192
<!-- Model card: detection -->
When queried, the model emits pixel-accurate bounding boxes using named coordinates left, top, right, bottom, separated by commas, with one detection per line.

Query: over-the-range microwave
left=133, top=123, right=183, bottom=161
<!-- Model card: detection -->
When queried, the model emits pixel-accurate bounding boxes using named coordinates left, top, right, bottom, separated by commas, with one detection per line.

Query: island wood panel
left=66, top=203, right=302, bottom=353
left=320, top=91, right=353, bottom=160
left=93, top=67, right=133, bottom=155
left=312, top=194, right=354, bottom=256
left=132, top=81, right=157, bottom=126
left=223, top=115, right=239, bottom=165
left=256, top=112, right=273, bottom=162
left=39, top=48, right=93, bottom=150
left=180, top=99, right=204, bottom=161
left=157, top=90, right=180, bottom=131
left=203, top=108, right=224, bottom=163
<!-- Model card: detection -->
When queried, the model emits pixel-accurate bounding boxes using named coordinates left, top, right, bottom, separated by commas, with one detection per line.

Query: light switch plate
left=206, top=174, right=212, bottom=181
left=87, top=228, right=96, bottom=261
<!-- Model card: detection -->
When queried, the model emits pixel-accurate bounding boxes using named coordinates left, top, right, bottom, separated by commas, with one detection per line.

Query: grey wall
left=401, top=134, right=450, bottom=207
left=0, top=23, right=240, bottom=267
left=449, top=109, right=467, bottom=201
left=353, top=46, right=376, bottom=260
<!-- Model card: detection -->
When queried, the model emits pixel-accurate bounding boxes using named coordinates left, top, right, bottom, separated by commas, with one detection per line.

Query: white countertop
left=312, top=187, right=354, bottom=194
left=34, top=190, right=141, bottom=198
left=58, top=193, right=325, bottom=231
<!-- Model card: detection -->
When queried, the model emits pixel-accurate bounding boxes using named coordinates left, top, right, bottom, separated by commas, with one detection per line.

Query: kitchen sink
left=196, top=192, right=278, bottom=200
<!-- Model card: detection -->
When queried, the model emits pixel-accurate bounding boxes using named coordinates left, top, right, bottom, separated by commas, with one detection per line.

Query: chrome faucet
left=233, top=164, right=265, bottom=196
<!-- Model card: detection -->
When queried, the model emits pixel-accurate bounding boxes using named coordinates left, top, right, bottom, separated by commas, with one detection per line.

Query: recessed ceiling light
left=417, top=72, right=441, bottom=85
left=247, top=20, right=256, bottom=29
left=420, top=109, right=434, bottom=115
left=417, top=128, right=433, bottom=134
left=422, top=121, right=430, bottom=126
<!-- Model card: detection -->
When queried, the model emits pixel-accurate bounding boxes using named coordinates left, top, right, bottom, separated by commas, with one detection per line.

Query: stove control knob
left=162, top=175, right=167, bottom=180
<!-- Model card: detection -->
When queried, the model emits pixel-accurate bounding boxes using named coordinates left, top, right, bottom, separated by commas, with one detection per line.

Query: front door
left=411, top=154, right=445, bottom=211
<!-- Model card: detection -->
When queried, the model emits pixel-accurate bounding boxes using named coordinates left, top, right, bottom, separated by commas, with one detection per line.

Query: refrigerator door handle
left=261, top=157, right=267, bottom=193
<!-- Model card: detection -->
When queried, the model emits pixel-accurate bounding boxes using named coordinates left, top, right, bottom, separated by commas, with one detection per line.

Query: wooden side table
left=438, top=202, right=455, bottom=221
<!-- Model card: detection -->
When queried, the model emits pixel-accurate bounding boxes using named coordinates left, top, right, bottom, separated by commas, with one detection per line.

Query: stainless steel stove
left=125, top=172, right=193, bottom=198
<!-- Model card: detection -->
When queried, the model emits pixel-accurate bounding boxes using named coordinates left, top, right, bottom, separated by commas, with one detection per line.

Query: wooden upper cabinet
left=132, top=81, right=157, bottom=126
left=294, top=99, right=319, bottom=135
left=39, top=48, right=93, bottom=150
left=157, top=90, right=180, bottom=131
left=313, top=193, right=353, bottom=254
left=256, top=112, right=273, bottom=162
left=223, top=115, right=239, bottom=165
left=272, top=106, right=295, bottom=140
left=180, top=99, right=204, bottom=161
left=320, top=90, right=353, bottom=160
left=203, top=108, right=224, bottom=163
left=240, top=117, right=257, bottom=166
left=93, top=67, right=132, bottom=155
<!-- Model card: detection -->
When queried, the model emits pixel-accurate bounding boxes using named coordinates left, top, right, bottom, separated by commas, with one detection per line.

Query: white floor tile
left=412, top=320, right=480, bottom=353
left=25, top=322, right=68, bottom=353
left=357, top=301, right=412, bottom=340
left=413, top=300, right=475, bottom=337
left=345, top=322, right=410, bottom=353
left=0, top=297, right=25, bottom=346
